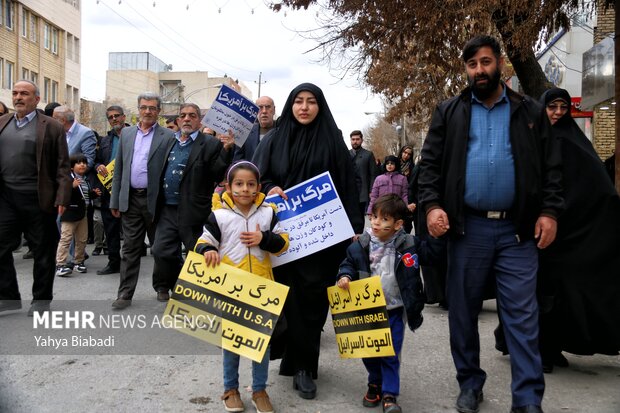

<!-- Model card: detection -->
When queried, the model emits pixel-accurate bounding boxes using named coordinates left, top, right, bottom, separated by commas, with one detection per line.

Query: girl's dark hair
left=371, top=193, right=408, bottom=221
left=70, top=153, right=88, bottom=168
left=226, top=160, right=260, bottom=184
left=383, top=155, right=400, bottom=172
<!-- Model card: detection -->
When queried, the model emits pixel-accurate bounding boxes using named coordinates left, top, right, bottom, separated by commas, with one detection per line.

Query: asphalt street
left=1, top=245, right=619, bottom=413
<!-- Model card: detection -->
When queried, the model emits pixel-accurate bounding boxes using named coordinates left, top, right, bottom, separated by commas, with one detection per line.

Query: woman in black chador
left=537, top=87, right=620, bottom=371
left=252, top=83, right=363, bottom=398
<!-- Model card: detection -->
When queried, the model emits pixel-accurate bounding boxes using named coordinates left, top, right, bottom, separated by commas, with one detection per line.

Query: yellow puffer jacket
left=194, top=191, right=289, bottom=280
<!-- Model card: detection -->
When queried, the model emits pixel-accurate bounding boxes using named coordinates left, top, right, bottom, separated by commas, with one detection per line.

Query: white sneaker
left=56, top=266, right=73, bottom=277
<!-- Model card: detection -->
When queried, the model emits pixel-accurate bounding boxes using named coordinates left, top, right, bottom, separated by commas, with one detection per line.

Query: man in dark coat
left=350, top=130, right=378, bottom=219
left=0, top=80, right=71, bottom=316
left=150, top=103, right=234, bottom=301
left=419, top=35, right=563, bottom=413
left=92, top=105, right=127, bottom=275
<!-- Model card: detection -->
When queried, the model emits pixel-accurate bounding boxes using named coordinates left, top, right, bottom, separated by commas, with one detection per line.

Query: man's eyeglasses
left=107, top=113, right=123, bottom=120
left=138, top=105, right=158, bottom=112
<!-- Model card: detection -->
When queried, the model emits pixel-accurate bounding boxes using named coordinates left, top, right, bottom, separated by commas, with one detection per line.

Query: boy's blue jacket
left=337, top=230, right=442, bottom=331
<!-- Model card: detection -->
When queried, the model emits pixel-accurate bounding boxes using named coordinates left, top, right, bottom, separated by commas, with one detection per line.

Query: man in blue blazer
left=109, top=92, right=175, bottom=309
left=52, top=106, right=97, bottom=170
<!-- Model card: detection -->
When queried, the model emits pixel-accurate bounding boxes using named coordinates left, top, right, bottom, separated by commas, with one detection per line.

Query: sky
left=80, top=0, right=384, bottom=140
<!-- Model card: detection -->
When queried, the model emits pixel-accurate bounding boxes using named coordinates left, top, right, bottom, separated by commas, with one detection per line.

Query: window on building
left=51, top=81, right=58, bottom=102
left=5, top=0, right=14, bottom=30
left=73, top=88, right=79, bottom=108
left=66, top=33, right=73, bottom=60
left=22, top=67, right=29, bottom=80
left=43, top=77, right=50, bottom=102
left=30, top=71, right=38, bottom=85
left=43, top=23, right=50, bottom=49
left=29, top=13, right=36, bottom=42
left=21, top=9, right=27, bottom=37
left=74, top=37, right=80, bottom=63
left=5, top=61, right=14, bottom=89
left=51, top=27, right=58, bottom=54
left=0, top=59, right=4, bottom=90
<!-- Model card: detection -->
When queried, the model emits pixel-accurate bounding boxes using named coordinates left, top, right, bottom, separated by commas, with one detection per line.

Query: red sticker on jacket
left=402, top=253, right=418, bottom=268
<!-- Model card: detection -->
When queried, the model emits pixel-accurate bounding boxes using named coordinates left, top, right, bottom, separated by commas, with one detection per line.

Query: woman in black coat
left=537, top=88, right=620, bottom=371
left=252, top=83, right=363, bottom=398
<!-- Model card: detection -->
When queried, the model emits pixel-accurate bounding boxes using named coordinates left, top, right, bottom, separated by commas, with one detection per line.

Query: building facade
left=105, top=51, right=253, bottom=120
left=0, top=0, right=81, bottom=113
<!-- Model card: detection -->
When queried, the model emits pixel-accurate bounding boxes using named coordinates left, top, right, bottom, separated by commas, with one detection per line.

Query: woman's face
left=401, top=148, right=412, bottom=162
left=546, top=98, right=569, bottom=125
left=292, top=91, right=319, bottom=125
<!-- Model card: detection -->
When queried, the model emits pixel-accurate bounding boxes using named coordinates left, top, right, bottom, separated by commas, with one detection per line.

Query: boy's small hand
left=203, top=251, right=220, bottom=268
left=337, top=277, right=350, bottom=290
left=240, top=224, right=263, bottom=247
left=72, top=178, right=81, bottom=188
left=407, top=203, right=416, bottom=212
left=94, top=188, right=102, bottom=196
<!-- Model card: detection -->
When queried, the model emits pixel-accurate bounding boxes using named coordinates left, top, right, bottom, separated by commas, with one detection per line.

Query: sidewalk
left=1, top=249, right=619, bottom=412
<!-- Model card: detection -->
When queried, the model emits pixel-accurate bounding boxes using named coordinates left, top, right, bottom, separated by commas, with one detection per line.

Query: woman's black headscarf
left=252, top=82, right=363, bottom=232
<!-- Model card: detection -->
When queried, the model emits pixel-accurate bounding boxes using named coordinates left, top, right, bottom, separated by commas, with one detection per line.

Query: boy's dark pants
left=362, top=307, right=405, bottom=396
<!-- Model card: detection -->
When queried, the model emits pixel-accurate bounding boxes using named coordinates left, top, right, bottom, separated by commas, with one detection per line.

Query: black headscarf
left=252, top=83, right=363, bottom=232
left=538, top=87, right=620, bottom=355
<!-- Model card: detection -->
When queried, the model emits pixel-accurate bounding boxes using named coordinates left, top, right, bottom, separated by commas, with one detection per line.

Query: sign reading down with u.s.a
left=164, top=251, right=288, bottom=362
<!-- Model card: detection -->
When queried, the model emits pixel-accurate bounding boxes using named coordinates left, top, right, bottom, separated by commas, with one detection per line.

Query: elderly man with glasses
left=109, top=93, right=175, bottom=309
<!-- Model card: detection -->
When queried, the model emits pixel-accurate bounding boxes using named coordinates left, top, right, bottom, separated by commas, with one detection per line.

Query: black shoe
left=363, top=383, right=382, bottom=407
left=382, top=395, right=402, bottom=413
left=27, top=301, right=50, bottom=317
left=97, top=264, right=120, bottom=275
left=293, top=370, right=316, bottom=399
left=112, top=298, right=132, bottom=309
left=92, top=247, right=102, bottom=256
left=456, top=389, right=483, bottom=413
left=157, top=291, right=170, bottom=302
left=510, top=405, right=543, bottom=413
left=22, top=250, right=34, bottom=259
left=0, top=300, right=22, bottom=313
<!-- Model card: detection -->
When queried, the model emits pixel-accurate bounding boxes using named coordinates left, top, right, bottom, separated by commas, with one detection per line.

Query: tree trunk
left=492, top=7, right=552, bottom=99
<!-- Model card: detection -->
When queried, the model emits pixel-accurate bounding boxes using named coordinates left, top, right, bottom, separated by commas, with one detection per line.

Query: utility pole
left=255, top=72, right=267, bottom=97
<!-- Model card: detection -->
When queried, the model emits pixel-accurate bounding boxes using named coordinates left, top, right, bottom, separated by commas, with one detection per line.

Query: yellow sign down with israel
left=327, top=276, right=395, bottom=358
left=164, top=251, right=289, bottom=362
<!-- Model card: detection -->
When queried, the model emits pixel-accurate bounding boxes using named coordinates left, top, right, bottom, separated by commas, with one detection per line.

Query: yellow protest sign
left=327, top=276, right=395, bottom=358
left=164, top=251, right=289, bottom=362
left=97, top=159, right=115, bottom=194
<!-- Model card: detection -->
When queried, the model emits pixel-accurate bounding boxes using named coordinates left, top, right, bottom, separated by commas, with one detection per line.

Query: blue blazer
left=67, top=122, right=97, bottom=170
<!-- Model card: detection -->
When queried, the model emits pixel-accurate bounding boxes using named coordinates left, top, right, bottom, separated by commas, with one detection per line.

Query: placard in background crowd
left=201, top=84, right=258, bottom=148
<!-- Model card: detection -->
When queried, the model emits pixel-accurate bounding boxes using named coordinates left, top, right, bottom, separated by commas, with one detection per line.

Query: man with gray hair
left=109, top=93, right=175, bottom=309
left=52, top=105, right=97, bottom=170
left=0, top=80, right=71, bottom=316
left=150, top=103, right=234, bottom=301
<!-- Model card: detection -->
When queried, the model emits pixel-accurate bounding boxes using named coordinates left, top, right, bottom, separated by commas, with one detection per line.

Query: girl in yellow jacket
left=195, top=160, right=288, bottom=413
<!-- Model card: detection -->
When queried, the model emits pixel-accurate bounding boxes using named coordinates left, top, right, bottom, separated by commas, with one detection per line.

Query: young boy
left=337, top=193, right=442, bottom=413
left=55, top=153, right=100, bottom=276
